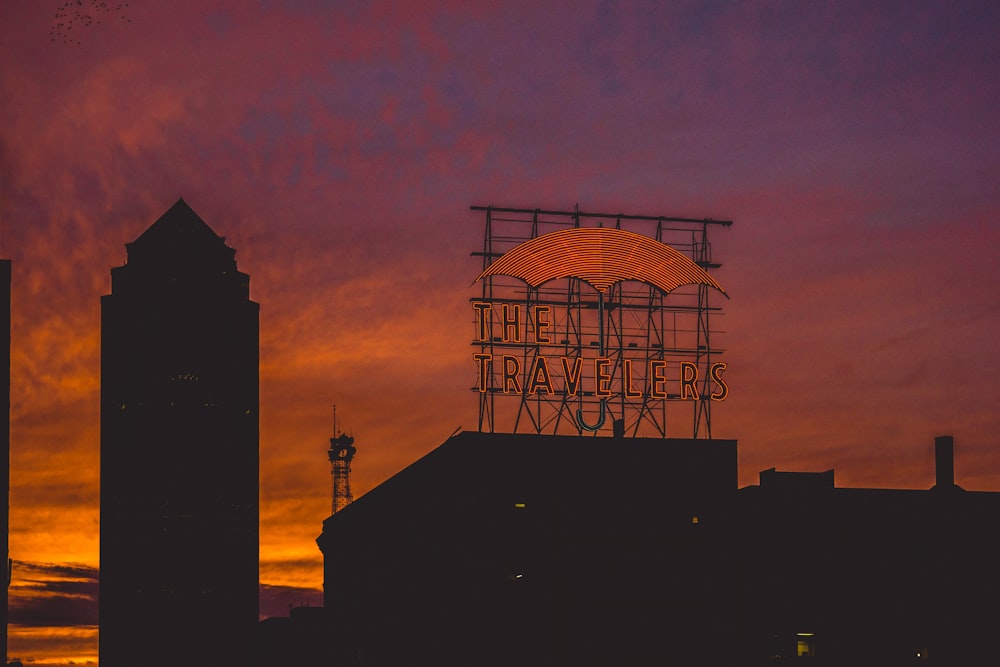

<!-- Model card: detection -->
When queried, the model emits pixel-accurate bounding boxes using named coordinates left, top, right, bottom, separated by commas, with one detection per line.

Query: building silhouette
left=737, top=435, right=1000, bottom=665
left=317, top=432, right=739, bottom=667
left=100, top=200, right=259, bottom=667
left=316, top=431, right=1000, bottom=666
left=1, top=260, right=10, bottom=665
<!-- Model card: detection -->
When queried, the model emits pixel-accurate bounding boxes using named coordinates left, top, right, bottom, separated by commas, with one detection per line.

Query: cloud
left=7, top=625, right=99, bottom=667
left=8, top=562, right=99, bottom=627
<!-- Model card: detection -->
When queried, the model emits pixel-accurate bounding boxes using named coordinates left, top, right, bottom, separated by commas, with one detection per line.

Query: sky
left=1, top=0, right=998, bottom=664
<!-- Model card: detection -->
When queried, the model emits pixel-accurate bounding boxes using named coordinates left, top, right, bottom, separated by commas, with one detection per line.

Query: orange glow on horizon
left=7, top=625, right=99, bottom=666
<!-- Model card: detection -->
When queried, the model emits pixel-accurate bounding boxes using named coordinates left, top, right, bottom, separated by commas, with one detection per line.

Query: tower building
left=2, top=260, right=10, bottom=665
left=100, top=200, right=259, bottom=667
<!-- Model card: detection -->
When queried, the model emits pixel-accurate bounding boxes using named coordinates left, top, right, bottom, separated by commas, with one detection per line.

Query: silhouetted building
left=737, top=435, right=1000, bottom=666
left=258, top=604, right=334, bottom=666
left=100, top=200, right=259, bottom=667
left=1, top=260, right=9, bottom=665
left=318, top=431, right=739, bottom=667
left=316, top=432, right=1000, bottom=666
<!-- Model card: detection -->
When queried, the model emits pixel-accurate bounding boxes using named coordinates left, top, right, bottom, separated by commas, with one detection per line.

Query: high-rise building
left=1, top=260, right=10, bottom=665
left=100, top=200, right=259, bottom=667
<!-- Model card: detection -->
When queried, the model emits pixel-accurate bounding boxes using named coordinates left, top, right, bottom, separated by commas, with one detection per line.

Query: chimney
left=934, top=435, right=955, bottom=489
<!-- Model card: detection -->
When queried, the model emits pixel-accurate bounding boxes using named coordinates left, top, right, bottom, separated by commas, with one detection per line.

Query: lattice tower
left=327, top=407, right=356, bottom=514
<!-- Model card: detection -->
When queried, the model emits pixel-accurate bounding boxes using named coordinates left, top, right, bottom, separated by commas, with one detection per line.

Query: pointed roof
left=125, top=198, right=236, bottom=270
left=131, top=198, right=224, bottom=247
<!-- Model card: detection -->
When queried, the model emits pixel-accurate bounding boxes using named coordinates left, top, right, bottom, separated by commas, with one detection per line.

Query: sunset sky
left=2, top=1, right=998, bottom=664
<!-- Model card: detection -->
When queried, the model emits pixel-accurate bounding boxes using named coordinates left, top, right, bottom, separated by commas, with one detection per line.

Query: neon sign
left=472, top=206, right=731, bottom=438
left=476, top=227, right=726, bottom=296
left=471, top=302, right=728, bottom=401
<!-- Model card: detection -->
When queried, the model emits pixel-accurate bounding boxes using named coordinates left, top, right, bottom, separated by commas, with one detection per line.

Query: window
left=796, top=633, right=815, bottom=657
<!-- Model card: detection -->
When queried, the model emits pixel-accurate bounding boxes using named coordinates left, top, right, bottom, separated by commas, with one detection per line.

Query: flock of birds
left=50, top=0, right=131, bottom=45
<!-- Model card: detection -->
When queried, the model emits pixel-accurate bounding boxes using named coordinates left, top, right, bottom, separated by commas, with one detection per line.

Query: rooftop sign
left=476, top=227, right=726, bottom=296
left=471, top=206, right=731, bottom=438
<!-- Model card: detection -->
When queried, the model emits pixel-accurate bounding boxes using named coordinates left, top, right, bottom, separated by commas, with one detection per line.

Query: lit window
left=796, top=633, right=815, bottom=657
left=514, top=503, right=526, bottom=509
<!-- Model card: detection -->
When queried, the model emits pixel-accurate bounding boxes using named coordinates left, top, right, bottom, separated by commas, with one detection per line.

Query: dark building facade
left=316, top=432, right=1000, bottom=667
left=317, top=431, right=740, bottom=667
left=100, top=200, right=259, bottom=667
left=737, top=436, right=1000, bottom=666
left=2, top=260, right=10, bottom=665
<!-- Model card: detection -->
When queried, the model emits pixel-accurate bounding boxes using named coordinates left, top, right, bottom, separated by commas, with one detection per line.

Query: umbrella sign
left=472, top=226, right=729, bottom=433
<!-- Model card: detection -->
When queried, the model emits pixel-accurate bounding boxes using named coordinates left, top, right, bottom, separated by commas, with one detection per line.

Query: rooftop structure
left=471, top=205, right=731, bottom=439
left=328, top=407, right=356, bottom=515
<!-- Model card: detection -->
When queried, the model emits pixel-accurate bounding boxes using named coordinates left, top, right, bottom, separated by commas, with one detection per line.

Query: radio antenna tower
left=327, top=405, right=356, bottom=515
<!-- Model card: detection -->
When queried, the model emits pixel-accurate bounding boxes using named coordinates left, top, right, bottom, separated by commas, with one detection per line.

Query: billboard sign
left=472, top=207, right=730, bottom=438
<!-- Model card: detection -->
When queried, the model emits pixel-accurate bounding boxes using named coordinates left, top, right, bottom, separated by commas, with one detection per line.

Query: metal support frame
left=472, top=205, right=730, bottom=439
left=328, top=406, right=356, bottom=514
